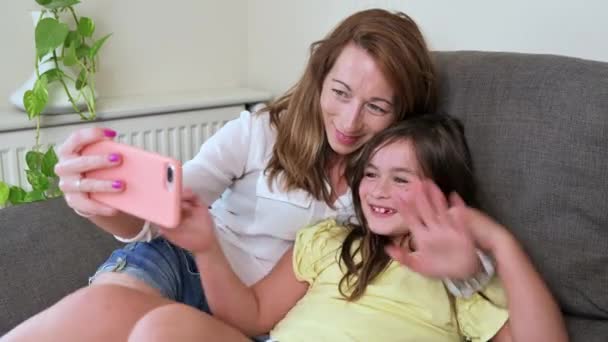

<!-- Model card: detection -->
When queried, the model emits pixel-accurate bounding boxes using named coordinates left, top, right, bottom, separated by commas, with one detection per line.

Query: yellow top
left=270, top=219, right=509, bottom=342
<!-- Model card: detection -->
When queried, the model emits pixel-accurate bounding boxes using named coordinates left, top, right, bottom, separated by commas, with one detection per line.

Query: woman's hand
left=159, top=189, right=219, bottom=254
left=385, top=180, right=481, bottom=279
left=54, top=127, right=124, bottom=217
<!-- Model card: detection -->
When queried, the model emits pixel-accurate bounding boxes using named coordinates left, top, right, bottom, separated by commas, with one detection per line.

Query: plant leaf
left=24, top=77, right=49, bottom=119
left=0, top=182, right=9, bottom=205
left=41, top=68, right=65, bottom=83
left=40, top=0, right=81, bottom=10
left=24, top=91, right=41, bottom=119
left=36, top=0, right=53, bottom=5
left=75, top=68, right=87, bottom=90
left=24, top=190, right=46, bottom=203
left=89, top=33, right=111, bottom=59
left=65, top=30, right=82, bottom=49
left=63, top=43, right=78, bottom=66
left=76, top=43, right=90, bottom=59
left=26, top=170, right=50, bottom=192
left=34, top=75, right=49, bottom=95
left=36, top=18, right=69, bottom=59
left=26, top=151, right=45, bottom=170
left=42, top=147, right=59, bottom=177
left=9, top=186, right=26, bottom=204
left=78, top=17, right=95, bottom=37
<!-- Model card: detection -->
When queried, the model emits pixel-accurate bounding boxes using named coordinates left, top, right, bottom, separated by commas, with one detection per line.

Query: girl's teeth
left=372, top=206, right=393, bottom=214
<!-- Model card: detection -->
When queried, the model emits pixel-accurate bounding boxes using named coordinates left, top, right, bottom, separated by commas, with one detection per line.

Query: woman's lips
left=335, top=128, right=360, bottom=146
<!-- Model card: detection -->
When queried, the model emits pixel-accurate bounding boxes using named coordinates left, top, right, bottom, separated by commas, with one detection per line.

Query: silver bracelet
left=443, top=249, right=495, bottom=298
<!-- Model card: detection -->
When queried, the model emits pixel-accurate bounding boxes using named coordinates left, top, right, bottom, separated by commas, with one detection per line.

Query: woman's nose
left=339, top=102, right=363, bottom=132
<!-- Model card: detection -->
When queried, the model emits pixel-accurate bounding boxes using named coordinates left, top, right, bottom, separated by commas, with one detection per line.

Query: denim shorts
left=90, top=237, right=210, bottom=311
left=91, top=237, right=271, bottom=341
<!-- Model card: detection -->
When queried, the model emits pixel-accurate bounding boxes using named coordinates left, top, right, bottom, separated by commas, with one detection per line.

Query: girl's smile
left=368, top=203, right=397, bottom=216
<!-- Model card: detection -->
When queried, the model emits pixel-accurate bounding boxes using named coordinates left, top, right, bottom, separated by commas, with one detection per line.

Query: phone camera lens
left=167, top=166, right=174, bottom=183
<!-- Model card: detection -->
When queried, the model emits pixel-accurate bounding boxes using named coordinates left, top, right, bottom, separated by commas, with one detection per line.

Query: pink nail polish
left=108, top=153, right=120, bottom=162
left=103, top=129, right=117, bottom=138
left=112, top=180, right=123, bottom=189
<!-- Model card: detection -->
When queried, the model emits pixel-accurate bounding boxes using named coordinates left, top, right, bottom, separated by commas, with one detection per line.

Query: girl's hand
left=385, top=180, right=480, bottom=279
left=159, top=189, right=219, bottom=254
left=54, top=127, right=124, bottom=217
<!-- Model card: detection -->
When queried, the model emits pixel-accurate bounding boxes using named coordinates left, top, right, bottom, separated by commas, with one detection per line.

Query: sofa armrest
left=0, top=198, right=121, bottom=335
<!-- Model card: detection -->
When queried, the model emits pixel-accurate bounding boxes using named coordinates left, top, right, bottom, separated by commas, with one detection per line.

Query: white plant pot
left=10, top=11, right=95, bottom=115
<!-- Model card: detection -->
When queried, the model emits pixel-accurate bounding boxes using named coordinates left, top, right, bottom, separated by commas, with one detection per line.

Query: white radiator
left=0, top=105, right=241, bottom=190
left=114, top=120, right=227, bottom=162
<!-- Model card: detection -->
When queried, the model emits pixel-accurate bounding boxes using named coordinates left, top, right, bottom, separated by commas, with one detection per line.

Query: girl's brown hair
left=339, top=113, right=479, bottom=300
left=264, top=9, right=437, bottom=204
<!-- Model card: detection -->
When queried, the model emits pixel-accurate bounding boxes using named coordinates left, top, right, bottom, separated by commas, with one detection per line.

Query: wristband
left=114, top=221, right=154, bottom=243
left=443, top=249, right=495, bottom=298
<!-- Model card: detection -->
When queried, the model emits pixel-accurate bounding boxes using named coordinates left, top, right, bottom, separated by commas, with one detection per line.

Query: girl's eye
left=366, top=103, right=389, bottom=115
left=364, top=171, right=377, bottom=178
left=393, top=177, right=409, bottom=184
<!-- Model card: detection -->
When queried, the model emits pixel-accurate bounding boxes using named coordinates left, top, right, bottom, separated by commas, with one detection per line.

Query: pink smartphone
left=80, top=140, right=182, bottom=228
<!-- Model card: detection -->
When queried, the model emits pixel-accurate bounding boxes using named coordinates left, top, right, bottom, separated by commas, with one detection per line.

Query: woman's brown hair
left=264, top=9, right=437, bottom=204
left=339, top=113, right=479, bottom=300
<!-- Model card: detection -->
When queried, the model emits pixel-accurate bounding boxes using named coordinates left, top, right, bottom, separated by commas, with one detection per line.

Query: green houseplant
left=0, top=0, right=110, bottom=206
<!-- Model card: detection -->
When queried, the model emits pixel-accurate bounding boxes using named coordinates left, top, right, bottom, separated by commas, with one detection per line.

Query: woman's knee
left=129, top=304, right=200, bottom=341
left=129, top=304, right=248, bottom=342
left=3, top=285, right=172, bottom=342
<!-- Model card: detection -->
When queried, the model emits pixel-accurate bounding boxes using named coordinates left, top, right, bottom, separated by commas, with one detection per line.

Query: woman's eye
left=332, top=89, right=348, bottom=98
left=367, top=103, right=389, bottom=115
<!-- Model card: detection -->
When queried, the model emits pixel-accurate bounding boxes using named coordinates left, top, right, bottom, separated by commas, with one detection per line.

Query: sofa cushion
left=434, top=51, right=608, bottom=340
left=0, top=198, right=121, bottom=334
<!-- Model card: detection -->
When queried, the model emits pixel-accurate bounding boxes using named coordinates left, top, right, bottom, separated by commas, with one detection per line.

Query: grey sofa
left=1, top=51, right=607, bottom=340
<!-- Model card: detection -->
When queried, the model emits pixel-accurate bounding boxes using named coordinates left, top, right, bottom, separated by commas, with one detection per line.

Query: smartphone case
left=80, top=140, right=182, bottom=228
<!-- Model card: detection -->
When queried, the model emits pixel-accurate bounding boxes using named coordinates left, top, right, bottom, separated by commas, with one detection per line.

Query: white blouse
left=117, top=111, right=354, bottom=285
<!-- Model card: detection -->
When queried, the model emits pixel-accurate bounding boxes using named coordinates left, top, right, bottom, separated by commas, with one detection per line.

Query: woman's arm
left=448, top=193, right=568, bottom=342
left=88, top=212, right=146, bottom=238
left=55, top=111, right=254, bottom=240
left=389, top=180, right=567, bottom=341
left=476, top=220, right=568, bottom=342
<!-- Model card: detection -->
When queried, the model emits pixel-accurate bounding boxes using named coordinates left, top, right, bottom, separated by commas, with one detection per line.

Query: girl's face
left=320, top=43, right=396, bottom=156
left=358, top=139, right=422, bottom=236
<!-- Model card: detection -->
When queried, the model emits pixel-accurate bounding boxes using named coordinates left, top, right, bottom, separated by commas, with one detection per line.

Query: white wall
left=1, top=0, right=248, bottom=111
left=2, top=1, right=606, bottom=112
left=246, top=0, right=608, bottom=95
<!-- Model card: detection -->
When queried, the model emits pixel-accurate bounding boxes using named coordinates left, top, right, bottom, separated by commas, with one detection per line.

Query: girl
left=4, top=9, right=449, bottom=342
left=128, top=114, right=568, bottom=341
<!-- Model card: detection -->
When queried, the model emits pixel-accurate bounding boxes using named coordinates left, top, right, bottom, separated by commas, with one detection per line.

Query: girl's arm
left=195, top=245, right=308, bottom=336
left=159, top=194, right=308, bottom=336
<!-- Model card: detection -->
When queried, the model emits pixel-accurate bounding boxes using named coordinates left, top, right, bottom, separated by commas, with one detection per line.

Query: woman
left=4, top=9, right=438, bottom=341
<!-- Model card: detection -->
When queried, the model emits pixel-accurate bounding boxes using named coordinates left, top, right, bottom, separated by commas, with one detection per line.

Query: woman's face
left=358, top=139, right=422, bottom=237
left=320, top=43, right=396, bottom=156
